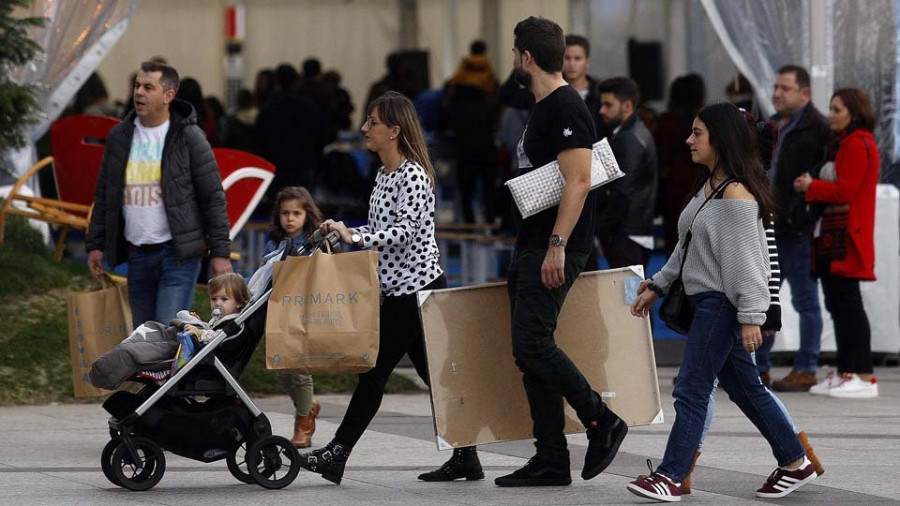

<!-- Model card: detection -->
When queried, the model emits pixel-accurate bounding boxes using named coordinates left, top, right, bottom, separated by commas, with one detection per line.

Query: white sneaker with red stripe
left=828, top=373, right=878, bottom=399
left=627, top=471, right=682, bottom=502
left=755, top=457, right=817, bottom=498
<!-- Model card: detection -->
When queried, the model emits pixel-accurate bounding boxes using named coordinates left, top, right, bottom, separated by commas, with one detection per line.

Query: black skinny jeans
left=334, top=275, right=446, bottom=447
left=819, top=271, right=873, bottom=374
left=507, top=248, right=608, bottom=466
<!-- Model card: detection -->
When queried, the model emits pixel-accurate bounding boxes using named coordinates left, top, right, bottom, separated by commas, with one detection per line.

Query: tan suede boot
left=681, top=451, right=701, bottom=494
left=291, top=399, right=320, bottom=448
left=798, top=431, right=824, bottom=476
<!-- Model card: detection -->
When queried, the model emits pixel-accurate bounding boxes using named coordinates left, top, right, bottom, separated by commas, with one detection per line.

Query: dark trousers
left=334, top=276, right=446, bottom=447
left=757, top=232, right=823, bottom=373
left=457, top=154, right=497, bottom=223
left=507, top=248, right=605, bottom=466
left=819, top=272, right=873, bottom=374
left=599, top=234, right=650, bottom=272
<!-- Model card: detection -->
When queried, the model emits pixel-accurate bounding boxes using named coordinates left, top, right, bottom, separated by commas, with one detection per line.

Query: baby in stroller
left=89, top=273, right=252, bottom=390
left=98, top=233, right=338, bottom=492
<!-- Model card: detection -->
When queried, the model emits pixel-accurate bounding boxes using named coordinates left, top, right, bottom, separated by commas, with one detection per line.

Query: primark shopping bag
left=265, top=248, right=380, bottom=374
left=67, top=275, right=133, bottom=397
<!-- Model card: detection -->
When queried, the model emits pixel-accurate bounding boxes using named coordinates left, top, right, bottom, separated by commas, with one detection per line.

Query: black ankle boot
left=418, top=446, right=484, bottom=481
left=298, top=440, right=351, bottom=484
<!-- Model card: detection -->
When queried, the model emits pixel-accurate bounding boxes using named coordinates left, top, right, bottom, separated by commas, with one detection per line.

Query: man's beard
left=513, top=68, right=532, bottom=90
left=603, top=113, right=624, bottom=129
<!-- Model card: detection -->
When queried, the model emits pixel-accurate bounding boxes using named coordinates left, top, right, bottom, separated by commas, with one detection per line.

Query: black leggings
left=819, top=271, right=873, bottom=374
left=334, top=275, right=447, bottom=447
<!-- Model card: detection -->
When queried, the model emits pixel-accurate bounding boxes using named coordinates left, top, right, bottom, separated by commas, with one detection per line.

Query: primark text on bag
left=265, top=249, right=380, bottom=375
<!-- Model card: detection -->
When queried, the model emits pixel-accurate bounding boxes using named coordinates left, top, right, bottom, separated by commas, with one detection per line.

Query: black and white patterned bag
left=505, top=138, right=624, bottom=218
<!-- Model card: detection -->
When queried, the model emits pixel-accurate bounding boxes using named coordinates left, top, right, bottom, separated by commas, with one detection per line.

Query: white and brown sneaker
left=755, top=457, right=817, bottom=498
left=627, top=462, right=682, bottom=503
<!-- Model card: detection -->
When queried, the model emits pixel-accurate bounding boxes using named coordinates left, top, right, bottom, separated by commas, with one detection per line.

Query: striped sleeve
left=761, top=225, right=782, bottom=332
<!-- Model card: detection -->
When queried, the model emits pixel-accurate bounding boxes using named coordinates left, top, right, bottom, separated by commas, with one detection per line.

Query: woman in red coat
left=794, top=87, right=880, bottom=399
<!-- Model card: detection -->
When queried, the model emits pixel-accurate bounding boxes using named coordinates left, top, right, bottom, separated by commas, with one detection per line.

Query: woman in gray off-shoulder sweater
left=625, top=104, right=818, bottom=502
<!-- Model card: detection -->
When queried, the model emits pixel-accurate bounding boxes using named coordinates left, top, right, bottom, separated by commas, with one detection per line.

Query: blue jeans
left=698, top=367, right=799, bottom=450
left=127, top=244, right=201, bottom=326
left=757, top=232, right=823, bottom=373
left=656, top=292, right=804, bottom=482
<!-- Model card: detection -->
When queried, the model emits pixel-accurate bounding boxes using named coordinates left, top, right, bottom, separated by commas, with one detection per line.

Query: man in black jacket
left=87, top=61, right=231, bottom=326
left=757, top=65, right=831, bottom=392
left=595, top=77, right=658, bottom=272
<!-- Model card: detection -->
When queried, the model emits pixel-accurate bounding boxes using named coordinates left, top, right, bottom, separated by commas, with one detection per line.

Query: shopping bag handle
left=91, top=273, right=119, bottom=291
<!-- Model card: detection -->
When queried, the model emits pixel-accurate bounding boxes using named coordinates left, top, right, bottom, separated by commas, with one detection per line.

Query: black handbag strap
left=674, top=178, right=735, bottom=280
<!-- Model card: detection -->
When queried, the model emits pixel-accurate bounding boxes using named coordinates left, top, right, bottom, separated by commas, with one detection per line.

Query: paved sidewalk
left=0, top=366, right=897, bottom=505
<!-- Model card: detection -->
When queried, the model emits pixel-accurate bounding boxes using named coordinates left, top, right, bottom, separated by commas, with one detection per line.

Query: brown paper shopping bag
left=265, top=249, right=380, bottom=374
left=67, top=276, right=133, bottom=397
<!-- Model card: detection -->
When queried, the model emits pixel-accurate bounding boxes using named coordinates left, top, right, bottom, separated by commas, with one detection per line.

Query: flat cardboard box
left=418, top=267, right=663, bottom=449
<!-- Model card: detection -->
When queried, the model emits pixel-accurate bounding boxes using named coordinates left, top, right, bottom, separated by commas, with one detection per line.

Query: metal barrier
left=232, top=221, right=515, bottom=287
left=435, top=224, right=514, bottom=286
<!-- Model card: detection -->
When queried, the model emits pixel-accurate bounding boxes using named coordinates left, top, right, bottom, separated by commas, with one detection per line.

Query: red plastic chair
left=0, top=115, right=121, bottom=259
left=213, top=148, right=275, bottom=240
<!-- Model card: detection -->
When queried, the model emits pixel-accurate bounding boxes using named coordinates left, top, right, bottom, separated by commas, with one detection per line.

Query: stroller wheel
left=101, top=439, right=122, bottom=486
left=226, top=439, right=254, bottom=484
left=110, top=437, right=166, bottom=491
left=247, top=435, right=300, bottom=489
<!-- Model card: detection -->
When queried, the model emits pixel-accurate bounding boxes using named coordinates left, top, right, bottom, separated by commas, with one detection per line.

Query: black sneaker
left=495, top=456, right=572, bottom=487
left=582, top=410, right=628, bottom=480
left=418, top=446, right=484, bottom=481
left=298, top=440, right=350, bottom=484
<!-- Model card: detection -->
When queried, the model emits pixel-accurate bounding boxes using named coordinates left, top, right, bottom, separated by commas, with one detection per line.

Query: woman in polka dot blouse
left=298, top=92, right=483, bottom=484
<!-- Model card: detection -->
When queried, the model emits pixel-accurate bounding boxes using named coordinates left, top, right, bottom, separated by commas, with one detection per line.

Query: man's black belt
left=128, top=240, right=173, bottom=252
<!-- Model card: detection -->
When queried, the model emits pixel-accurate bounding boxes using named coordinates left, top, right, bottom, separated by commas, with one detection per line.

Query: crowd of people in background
left=64, top=33, right=883, bottom=406
left=54, top=10, right=890, bottom=502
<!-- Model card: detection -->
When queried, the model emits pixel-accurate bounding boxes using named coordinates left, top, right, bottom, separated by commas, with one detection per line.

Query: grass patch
left=0, top=214, right=421, bottom=405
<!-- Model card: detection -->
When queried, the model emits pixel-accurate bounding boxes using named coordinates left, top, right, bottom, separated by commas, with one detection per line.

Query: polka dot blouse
left=353, top=160, right=443, bottom=296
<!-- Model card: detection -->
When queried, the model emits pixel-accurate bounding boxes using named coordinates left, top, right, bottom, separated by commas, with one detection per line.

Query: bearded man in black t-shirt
left=493, top=17, right=628, bottom=488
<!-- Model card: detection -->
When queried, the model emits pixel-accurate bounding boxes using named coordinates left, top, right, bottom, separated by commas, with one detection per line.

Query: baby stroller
left=99, top=231, right=339, bottom=491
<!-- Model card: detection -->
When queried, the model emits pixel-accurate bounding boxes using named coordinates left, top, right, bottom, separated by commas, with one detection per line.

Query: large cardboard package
left=418, top=268, right=662, bottom=449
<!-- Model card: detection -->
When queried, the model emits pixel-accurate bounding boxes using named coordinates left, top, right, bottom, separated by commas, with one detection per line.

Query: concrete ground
left=0, top=365, right=897, bottom=506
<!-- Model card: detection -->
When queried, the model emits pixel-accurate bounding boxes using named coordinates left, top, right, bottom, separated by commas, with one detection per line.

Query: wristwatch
left=350, top=232, right=362, bottom=246
left=548, top=234, right=567, bottom=247
left=646, top=282, right=664, bottom=297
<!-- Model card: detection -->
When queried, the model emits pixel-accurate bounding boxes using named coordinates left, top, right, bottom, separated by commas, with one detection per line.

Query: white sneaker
left=828, top=374, right=878, bottom=399
left=809, top=370, right=841, bottom=395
